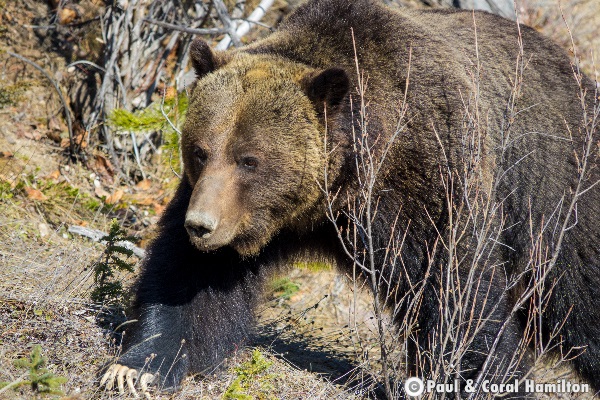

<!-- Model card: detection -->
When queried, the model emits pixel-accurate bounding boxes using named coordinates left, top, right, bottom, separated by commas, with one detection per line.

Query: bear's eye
left=194, top=147, right=208, bottom=167
left=241, top=156, right=259, bottom=171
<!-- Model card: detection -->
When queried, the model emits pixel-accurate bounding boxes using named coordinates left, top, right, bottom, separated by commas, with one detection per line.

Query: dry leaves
left=153, top=202, right=165, bottom=215
left=19, top=129, right=43, bottom=141
left=46, top=170, right=61, bottom=181
left=129, top=194, right=153, bottom=206
left=91, top=153, right=115, bottom=186
left=48, top=115, right=65, bottom=132
left=57, top=4, right=83, bottom=25
left=105, top=189, right=124, bottom=205
left=58, top=8, right=77, bottom=24
left=46, top=131, right=62, bottom=143
left=135, top=179, right=152, bottom=191
left=94, top=186, right=110, bottom=199
left=25, top=187, right=47, bottom=201
left=60, top=131, right=88, bottom=149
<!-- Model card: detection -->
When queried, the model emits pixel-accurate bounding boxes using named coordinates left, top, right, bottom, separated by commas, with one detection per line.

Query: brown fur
left=113, top=0, right=599, bottom=396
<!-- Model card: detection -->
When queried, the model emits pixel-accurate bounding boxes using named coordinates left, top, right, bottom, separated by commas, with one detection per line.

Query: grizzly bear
left=100, top=0, right=599, bottom=398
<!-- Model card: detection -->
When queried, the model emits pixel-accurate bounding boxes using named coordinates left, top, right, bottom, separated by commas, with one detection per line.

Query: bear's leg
left=101, top=304, right=189, bottom=394
left=407, top=270, right=533, bottom=399
left=544, top=248, right=600, bottom=391
left=100, top=181, right=265, bottom=395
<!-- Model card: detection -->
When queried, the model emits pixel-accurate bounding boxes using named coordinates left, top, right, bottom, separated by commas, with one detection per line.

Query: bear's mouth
left=188, top=232, right=264, bottom=257
left=185, top=213, right=260, bottom=254
left=185, top=210, right=267, bottom=256
left=186, top=225, right=237, bottom=252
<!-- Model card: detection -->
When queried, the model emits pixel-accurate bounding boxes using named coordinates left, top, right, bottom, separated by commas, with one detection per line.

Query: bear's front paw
left=100, top=364, right=155, bottom=399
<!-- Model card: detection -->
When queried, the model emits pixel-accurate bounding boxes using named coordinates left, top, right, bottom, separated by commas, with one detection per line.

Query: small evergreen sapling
left=91, top=219, right=137, bottom=304
left=0, top=345, right=67, bottom=395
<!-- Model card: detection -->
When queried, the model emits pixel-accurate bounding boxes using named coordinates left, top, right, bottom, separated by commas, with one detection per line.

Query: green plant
left=109, top=92, right=188, bottom=174
left=270, top=277, right=300, bottom=300
left=0, top=345, right=67, bottom=395
left=0, top=81, right=32, bottom=108
left=90, top=219, right=137, bottom=304
left=38, top=179, right=102, bottom=211
left=223, top=349, right=274, bottom=400
left=0, top=181, right=13, bottom=200
left=83, top=197, right=102, bottom=212
left=294, top=261, right=331, bottom=272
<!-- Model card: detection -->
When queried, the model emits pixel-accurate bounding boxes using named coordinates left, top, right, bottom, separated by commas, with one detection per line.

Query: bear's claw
left=100, top=364, right=154, bottom=399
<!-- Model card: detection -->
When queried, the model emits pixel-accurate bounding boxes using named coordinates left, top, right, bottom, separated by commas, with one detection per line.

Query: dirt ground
left=1, top=0, right=599, bottom=399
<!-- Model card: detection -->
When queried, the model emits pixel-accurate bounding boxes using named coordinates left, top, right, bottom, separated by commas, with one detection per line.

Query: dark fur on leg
left=401, top=264, right=534, bottom=399
left=116, top=180, right=267, bottom=389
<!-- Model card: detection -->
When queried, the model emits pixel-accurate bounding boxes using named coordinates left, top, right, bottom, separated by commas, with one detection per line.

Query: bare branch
left=142, top=18, right=226, bottom=35
left=5, top=50, right=75, bottom=157
left=68, top=225, right=145, bottom=258
left=216, top=0, right=275, bottom=50
left=213, top=0, right=242, bottom=48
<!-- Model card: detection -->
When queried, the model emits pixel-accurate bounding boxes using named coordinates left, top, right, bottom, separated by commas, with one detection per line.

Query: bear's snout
left=185, top=211, right=218, bottom=239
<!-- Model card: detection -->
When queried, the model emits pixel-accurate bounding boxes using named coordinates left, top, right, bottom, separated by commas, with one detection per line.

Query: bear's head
left=181, top=39, right=350, bottom=256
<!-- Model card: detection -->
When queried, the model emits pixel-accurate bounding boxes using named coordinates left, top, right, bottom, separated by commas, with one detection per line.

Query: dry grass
left=0, top=135, right=595, bottom=399
left=519, top=0, right=600, bottom=76
left=1, top=187, right=593, bottom=399
left=1, top=0, right=599, bottom=399
left=0, top=38, right=369, bottom=396
left=0, top=187, right=360, bottom=400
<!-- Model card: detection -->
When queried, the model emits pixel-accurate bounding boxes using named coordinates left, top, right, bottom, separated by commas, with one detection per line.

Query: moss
left=84, top=198, right=102, bottom=212
left=0, top=181, right=13, bottom=200
left=109, top=92, right=188, bottom=175
left=0, top=81, right=32, bottom=108
left=108, top=92, right=188, bottom=132
left=223, top=349, right=276, bottom=400
left=295, top=261, right=332, bottom=272
left=270, top=277, right=300, bottom=300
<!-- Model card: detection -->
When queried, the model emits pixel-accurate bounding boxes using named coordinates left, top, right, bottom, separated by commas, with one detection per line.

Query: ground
left=0, top=0, right=599, bottom=399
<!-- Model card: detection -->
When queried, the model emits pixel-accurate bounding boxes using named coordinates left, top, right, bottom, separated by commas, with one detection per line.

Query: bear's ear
left=303, top=67, right=350, bottom=109
left=190, top=39, right=224, bottom=79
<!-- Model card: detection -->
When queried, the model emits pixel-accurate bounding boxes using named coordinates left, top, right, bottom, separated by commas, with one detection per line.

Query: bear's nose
left=185, top=211, right=218, bottom=239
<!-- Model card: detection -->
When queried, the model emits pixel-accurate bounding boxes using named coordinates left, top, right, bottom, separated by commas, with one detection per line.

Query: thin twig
left=216, top=0, right=275, bottom=50
left=68, top=225, right=145, bottom=258
left=130, top=131, right=146, bottom=180
left=161, top=88, right=183, bottom=179
left=5, top=50, right=75, bottom=157
left=23, top=16, right=101, bottom=30
left=142, top=18, right=226, bottom=35
left=213, top=0, right=243, bottom=49
left=67, top=60, right=106, bottom=73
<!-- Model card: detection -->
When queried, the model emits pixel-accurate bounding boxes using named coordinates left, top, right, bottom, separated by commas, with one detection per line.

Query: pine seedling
left=0, top=345, right=67, bottom=395
left=90, top=219, right=137, bottom=304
